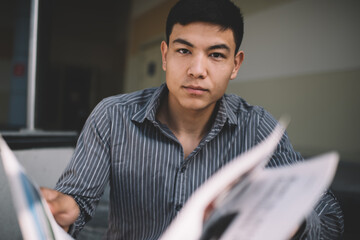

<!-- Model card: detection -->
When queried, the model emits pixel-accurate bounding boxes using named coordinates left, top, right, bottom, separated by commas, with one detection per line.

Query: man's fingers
left=40, top=187, right=80, bottom=230
left=40, top=187, right=63, bottom=214
left=40, top=187, right=58, bottom=201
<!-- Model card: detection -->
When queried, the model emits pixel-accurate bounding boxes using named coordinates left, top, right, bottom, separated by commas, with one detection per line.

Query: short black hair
left=166, top=0, right=244, bottom=54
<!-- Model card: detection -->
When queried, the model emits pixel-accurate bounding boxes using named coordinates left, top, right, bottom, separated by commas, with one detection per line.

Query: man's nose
left=187, top=54, right=207, bottom=79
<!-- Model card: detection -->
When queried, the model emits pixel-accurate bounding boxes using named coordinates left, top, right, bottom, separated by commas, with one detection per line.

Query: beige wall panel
left=129, top=0, right=178, bottom=55
left=228, top=69, right=360, bottom=161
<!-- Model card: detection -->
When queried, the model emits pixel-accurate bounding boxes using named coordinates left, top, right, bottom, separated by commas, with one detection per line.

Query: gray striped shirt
left=55, top=84, right=343, bottom=239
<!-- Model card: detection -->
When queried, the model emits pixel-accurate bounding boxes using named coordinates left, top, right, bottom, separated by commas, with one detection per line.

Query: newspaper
left=0, top=119, right=338, bottom=240
left=0, top=136, right=73, bottom=240
left=160, top=121, right=339, bottom=240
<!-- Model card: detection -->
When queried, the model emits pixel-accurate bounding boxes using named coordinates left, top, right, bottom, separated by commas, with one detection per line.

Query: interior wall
left=228, top=68, right=360, bottom=161
left=228, top=0, right=360, bottom=161
left=124, top=0, right=177, bottom=92
left=234, top=0, right=360, bottom=81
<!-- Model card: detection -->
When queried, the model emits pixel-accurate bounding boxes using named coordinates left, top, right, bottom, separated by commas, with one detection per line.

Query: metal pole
left=27, top=0, right=39, bottom=131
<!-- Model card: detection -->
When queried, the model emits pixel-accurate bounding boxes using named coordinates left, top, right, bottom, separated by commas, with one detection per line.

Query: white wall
left=235, top=0, right=360, bottom=81
left=228, top=0, right=360, bottom=161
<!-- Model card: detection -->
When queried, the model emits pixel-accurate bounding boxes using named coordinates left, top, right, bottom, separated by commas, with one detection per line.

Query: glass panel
left=0, top=0, right=30, bottom=130
left=35, top=0, right=131, bottom=132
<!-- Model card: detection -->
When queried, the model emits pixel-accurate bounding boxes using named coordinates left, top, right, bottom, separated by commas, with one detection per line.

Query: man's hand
left=40, top=187, right=80, bottom=232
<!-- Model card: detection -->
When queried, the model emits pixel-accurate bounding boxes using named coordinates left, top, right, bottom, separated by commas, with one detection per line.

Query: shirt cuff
left=291, top=210, right=320, bottom=240
left=66, top=195, right=89, bottom=238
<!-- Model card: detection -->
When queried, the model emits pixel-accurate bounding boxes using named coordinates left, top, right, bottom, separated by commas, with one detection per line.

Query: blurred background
left=0, top=0, right=359, bottom=239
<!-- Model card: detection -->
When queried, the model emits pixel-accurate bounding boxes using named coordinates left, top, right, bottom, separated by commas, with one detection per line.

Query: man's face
left=161, top=22, right=244, bottom=114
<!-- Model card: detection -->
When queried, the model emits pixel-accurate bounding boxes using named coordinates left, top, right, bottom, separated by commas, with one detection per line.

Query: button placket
left=180, top=165, right=186, bottom=173
left=173, top=160, right=189, bottom=212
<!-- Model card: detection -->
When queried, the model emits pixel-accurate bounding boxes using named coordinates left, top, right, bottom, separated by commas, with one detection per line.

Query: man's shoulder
left=88, top=86, right=161, bottom=120
left=223, top=94, right=280, bottom=139
left=223, top=93, right=264, bottom=117
left=98, top=86, right=160, bottom=110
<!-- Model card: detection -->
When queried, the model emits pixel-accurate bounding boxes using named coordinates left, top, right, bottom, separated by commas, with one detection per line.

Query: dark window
left=0, top=0, right=131, bottom=133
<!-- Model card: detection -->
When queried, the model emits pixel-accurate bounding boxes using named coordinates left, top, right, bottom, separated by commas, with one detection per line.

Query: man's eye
left=210, top=52, right=225, bottom=59
left=178, top=49, right=190, bottom=54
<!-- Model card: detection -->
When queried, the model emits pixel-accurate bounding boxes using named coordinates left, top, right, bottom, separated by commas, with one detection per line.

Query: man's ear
left=160, top=41, right=168, bottom=71
left=230, top=50, right=244, bottom=80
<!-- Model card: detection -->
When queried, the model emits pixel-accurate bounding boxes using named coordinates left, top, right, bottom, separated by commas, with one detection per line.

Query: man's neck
left=156, top=95, right=218, bottom=158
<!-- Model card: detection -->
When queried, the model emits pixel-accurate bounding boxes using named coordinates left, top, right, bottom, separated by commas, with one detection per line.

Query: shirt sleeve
left=55, top=100, right=112, bottom=237
left=255, top=108, right=344, bottom=239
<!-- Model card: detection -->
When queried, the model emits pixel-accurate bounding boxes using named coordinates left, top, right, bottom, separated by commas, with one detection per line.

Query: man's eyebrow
left=208, top=44, right=230, bottom=52
left=172, top=38, right=230, bottom=52
left=172, top=38, right=194, bottom=48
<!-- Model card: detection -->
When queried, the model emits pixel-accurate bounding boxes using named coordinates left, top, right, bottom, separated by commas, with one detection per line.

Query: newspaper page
left=201, top=152, right=338, bottom=240
left=0, top=135, right=73, bottom=240
left=160, top=122, right=339, bottom=240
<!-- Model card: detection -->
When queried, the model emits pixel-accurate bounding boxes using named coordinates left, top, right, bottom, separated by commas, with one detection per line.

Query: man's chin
left=180, top=101, right=216, bottom=113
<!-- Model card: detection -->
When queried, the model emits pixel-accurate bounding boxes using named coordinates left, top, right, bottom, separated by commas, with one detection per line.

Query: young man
left=41, top=0, right=344, bottom=239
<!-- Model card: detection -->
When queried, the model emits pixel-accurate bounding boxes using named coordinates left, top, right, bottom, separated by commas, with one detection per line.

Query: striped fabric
left=55, top=84, right=343, bottom=239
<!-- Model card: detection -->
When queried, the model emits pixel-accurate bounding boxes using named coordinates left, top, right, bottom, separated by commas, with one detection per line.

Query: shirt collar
left=213, top=95, right=238, bottom=127
left=131, top=84, right=167, bottom=123
left=132, top=84, right=238, bottom=126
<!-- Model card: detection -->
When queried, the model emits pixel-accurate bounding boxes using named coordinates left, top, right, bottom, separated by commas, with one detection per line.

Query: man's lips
left=183, top=85, right=208, bottom=95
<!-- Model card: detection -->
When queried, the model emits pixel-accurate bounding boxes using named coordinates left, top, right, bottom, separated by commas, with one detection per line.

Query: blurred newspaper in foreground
left=0, top=135, right=73, bottom=240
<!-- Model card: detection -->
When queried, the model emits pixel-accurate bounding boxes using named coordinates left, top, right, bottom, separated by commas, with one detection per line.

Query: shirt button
left=175, top=204, right=183, bottom=211
left=180, top=166, right=186, bottom=173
